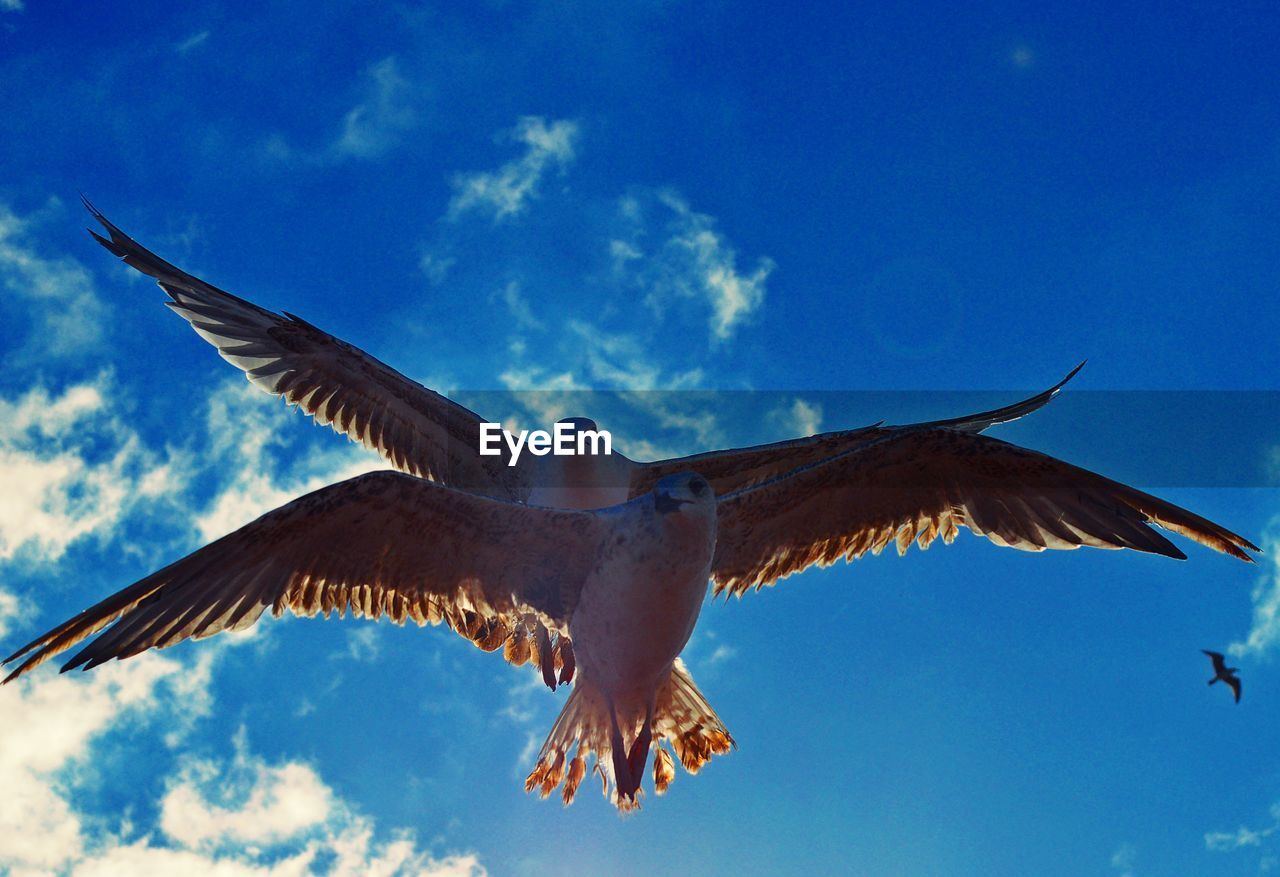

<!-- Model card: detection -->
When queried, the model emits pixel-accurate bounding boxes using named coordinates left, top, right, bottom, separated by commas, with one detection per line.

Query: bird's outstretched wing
left=631, top=364, right=1085, bottom=498
left=2, top=472, right=601, bottom=683
left=85, top=200, right=526, bottom=500
left=1202, top=649, right=1228, bottom=673
left=712, top=428, right=1258, bottom=596
left=1226, top=675, right=1242, bottom=703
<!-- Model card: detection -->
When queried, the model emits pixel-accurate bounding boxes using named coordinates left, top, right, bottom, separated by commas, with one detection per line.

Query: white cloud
left=160, top=728, right=333, bottom=850
left=1206, top=803, right=1280, bottom=852
left=1, top=0, right=22, bottom=13
left=564, top=319, right=704, bottom=392
left=707, top=644, right=736, bottom=666
left=419, top=253, right=455, bottom=286
left=0, top=588, right=20, bottom=640
left=0, top=652, right=485, bottom=877
left=0, top=376, right=178, bottom=564
left=1110, top=842, right=1136, bottom=877
left=1228, top=519, right=1280, bottom=659
left=498, top=672, right=548, bottom=727
left=769, top=397, right=822, bottom=438
left=496, top=280, right=544, bottom=332
left=193, top=381, right=385, bottom=543
left=448, top=117, right=579, bottom=222
left=0, top=201, right=108, bottom=357
left=262, top=57, right=422, bottom=166
left=176, top=30, right=210, bottom=54
left=341, top=627, right=382, bottom=663
left=613, top=190, right=773, bottom=343
left=0, top=372, right=387, bottom=572
left=332, top=56, right=420, bottom=160
left=0, top=651, right=199, bottom=874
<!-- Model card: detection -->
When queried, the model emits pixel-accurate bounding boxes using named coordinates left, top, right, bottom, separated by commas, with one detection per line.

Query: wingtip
left=1050, top=360, right=1087, bottom=395
left=80, top=193, right=110, bottom=228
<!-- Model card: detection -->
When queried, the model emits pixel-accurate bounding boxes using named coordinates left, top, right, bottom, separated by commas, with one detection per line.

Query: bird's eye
left=690, top=477, right=707, bottom=496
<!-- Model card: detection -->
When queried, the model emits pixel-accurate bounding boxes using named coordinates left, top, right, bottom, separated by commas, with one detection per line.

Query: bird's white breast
left=569, top=500, right=716, bottom=699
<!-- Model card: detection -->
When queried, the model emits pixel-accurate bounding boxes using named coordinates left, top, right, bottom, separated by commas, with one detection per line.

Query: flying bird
left=1202, top=649, right=1242, bottom=703
left=0, top=202, right=1258, bottom=811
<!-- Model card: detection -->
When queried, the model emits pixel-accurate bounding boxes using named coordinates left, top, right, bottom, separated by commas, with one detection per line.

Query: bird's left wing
left=712, top=428, right=1258, bottom=597
left=2, top=471, right=602, bottom=682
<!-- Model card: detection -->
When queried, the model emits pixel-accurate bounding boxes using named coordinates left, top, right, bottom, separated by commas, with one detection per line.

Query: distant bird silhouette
left=1203, top=650, right=1241, bottom=702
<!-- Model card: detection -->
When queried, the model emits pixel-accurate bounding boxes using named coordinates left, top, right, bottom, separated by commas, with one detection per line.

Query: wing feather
left=632, top=364, right=1085, bottom=498
left=712, top=428, right=1258, bottom=596
left=3, top=472, right=600, bottom=682
left=85, top=200, right=525, bottom=499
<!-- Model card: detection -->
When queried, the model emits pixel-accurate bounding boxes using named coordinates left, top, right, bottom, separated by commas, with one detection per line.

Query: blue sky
left=1, top=2, right=1279, bottom=875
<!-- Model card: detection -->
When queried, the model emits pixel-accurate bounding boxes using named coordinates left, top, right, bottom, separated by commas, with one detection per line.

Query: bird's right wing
left=86, top=201, right=526, bottom=500
left=2, top=471, right=601, bottom=683
left=712, top=428, right=1258, bottom=597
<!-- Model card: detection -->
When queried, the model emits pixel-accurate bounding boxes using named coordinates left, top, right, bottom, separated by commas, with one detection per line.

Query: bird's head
left=653, top=472, right=712, bottom=515
left=556, top=416, right=600, bottom=435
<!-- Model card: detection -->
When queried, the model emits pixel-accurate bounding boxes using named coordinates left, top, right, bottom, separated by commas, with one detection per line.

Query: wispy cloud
left=613, top=190, right=773, bottom=343
left=0, top=651, right=485, bottom=876
left=1110, top=842, right=1137, bottom=877
left=0, top=652, right=194, bottom=874
left=0, top=376, right=177, bottom=564
left=193, top=381, right=385, bottom=543
left=341, top=626, right=382, bottom=663
left=420, top=252, right=456, bottom=286
left=1228, top=519, right=1280, bottom=659
left=332, top=56, right=420, bottom=161
left=263, top=56, right=424, bottom=166
left=0, top=368, right=387, bottom=573
left=176, top=30, right=210, bottom=55
left=0, top=588, right=20, bottom=641
left=447, top=117, right=579, bottom=222
left=495, top=319, right=720, bottom=457
left=495, top=280, right=544, bottom=332
left=0, top=201, right=109, bottom=359
left=769, top=397, right=823, bottom=438
left=565, top=319, right=704, bottom=392
left=1, top=0, right=22, bottom=13
left=1206, top=802, right=1280, bottom=852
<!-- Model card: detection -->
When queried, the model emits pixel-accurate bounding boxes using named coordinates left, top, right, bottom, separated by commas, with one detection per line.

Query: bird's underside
left=0, top=202, right=1259, bottom=812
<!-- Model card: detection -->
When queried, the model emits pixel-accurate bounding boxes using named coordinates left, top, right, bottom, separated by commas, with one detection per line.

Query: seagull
left=1202, top=649, right=1242, bottom=703
left=0, top=202, right=1258, bottom=811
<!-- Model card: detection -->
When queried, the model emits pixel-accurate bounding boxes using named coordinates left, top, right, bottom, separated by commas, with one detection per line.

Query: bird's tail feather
left=525, top=658, right=734, bottom=811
